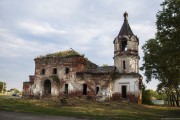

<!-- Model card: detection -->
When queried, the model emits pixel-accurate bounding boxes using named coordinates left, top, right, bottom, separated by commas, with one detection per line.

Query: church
left=23, top=12, right=142, bottom=104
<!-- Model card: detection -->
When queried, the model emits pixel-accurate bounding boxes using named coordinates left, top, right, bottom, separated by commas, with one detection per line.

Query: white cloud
left=17, top=20, right=66, bottom=35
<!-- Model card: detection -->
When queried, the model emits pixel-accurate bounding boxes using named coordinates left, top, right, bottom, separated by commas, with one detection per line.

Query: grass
left=0, top=95, right=179, bottom=120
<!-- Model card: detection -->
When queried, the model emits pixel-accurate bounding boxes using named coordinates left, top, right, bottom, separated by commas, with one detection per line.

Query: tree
left=141, top=0, right=180, bottom=106
left=10, top=88, right=21, bottom=93
left=142, top=84, right=153, bottom=105
left=142, top=84, right=167, bottom=105
left=0, top=81, right=6, bottom=94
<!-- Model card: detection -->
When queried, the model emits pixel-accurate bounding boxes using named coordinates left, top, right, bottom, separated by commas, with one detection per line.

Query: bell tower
left=113, top=12, right=139, bottom=73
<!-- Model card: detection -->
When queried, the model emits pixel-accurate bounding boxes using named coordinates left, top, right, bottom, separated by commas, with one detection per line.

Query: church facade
left=23, top=12, right=142, bottom=104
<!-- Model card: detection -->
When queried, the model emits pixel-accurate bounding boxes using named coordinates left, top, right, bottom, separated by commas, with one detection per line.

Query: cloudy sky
left=0, top=0, right=163, bottom=90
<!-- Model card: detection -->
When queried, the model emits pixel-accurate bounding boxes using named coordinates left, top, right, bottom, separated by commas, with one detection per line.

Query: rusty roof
left=77, top=66, right=116, bottom=74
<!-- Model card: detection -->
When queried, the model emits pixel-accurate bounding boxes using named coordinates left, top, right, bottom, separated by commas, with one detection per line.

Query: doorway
left=44, top=80, right=51, bottom=95
left=122, top=85, right=127, bottom=98
left=64, top=84, right=68, bottom=94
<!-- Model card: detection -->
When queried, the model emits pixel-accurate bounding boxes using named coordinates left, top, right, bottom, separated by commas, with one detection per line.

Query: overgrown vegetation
left=102, top=64, right=109, bottom=67
left=0, top=97, right=179, bottom=119
left=142, top=84, right=167, bottom=105
left=37, top=49, right=81, bottom=58
left=0, top=81, right=6, bottom=94
left=142, top=84, right=153, bottom=105
left=37, top=49, right=97, bottom=68
left=141, top=0, right=180, bottom=107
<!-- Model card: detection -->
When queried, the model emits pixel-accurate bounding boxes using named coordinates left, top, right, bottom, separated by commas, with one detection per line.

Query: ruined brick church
left=23, top=12, right=142, bottom=104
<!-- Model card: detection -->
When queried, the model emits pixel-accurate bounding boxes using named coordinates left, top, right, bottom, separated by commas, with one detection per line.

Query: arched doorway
left=44, top=80, right=51, bottom=95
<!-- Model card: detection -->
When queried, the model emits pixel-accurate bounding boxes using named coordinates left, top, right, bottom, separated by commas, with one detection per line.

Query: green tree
left=142, top=84, right=153, bottom=105
left=148, top=89, right=167, bottom=100
left=141, top=0, right=180, bottom=106
left=10, top=88, right=21, bottom=93
left=0, top=81, right=6, bottom=94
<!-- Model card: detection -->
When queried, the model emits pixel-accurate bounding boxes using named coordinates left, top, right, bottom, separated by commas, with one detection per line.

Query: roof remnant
left=78, top=66, right=116, bottom=74
left=35, top=49, right=98, bottom=68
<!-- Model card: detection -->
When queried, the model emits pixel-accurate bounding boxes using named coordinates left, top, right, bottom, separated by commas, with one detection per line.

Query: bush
left=142, top=84, right=153, bottom=105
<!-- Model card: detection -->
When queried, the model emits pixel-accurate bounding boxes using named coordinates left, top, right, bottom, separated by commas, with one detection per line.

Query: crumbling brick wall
left=29, top=55, right=99, bottom=97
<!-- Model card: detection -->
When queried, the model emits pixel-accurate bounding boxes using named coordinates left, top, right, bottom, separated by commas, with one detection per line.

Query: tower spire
left=118, top=12, right=133, bottom=36
left=124, top=11, right=128, bottom=21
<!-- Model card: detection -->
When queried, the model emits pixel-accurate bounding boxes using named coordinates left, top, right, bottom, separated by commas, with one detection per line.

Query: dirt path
left=0, top=111, right=87, bottom=120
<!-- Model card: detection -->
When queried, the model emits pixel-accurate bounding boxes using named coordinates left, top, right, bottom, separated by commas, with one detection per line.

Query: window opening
left=41, top=69, right=45, bottom=75
left=83, top=84, right=87, bottom=95
left=96, top=86, right=99, bottom=94
left=65, top=68, right=69, bottom=74
left=123, top=60, right=126, bottom=69
left=53, top=68, right=57, bottom=74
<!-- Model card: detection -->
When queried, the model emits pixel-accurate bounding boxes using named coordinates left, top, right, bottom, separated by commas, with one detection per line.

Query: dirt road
left=0, top=111, right=87, bottom=120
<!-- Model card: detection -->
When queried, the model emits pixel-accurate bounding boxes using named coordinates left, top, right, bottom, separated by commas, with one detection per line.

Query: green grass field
left=0, top=95, right=179, bottom=120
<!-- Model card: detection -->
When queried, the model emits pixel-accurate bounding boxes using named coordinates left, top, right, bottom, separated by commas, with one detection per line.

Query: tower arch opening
left=122, top=40, right=127, bottom=51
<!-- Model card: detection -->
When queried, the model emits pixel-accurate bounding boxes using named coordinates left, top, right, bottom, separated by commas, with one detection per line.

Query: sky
left=0, top=0, right=164, bottom=91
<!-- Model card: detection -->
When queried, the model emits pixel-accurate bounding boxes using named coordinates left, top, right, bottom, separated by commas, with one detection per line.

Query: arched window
left=53, top=68, right=57, bottom=74
left=65, top=68, right=69, bottom=74
left=41, top=69, right=45, bottom=75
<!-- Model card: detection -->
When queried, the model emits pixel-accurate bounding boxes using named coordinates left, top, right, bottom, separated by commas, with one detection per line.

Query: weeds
left=0, top=97, right=179, bottom=120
